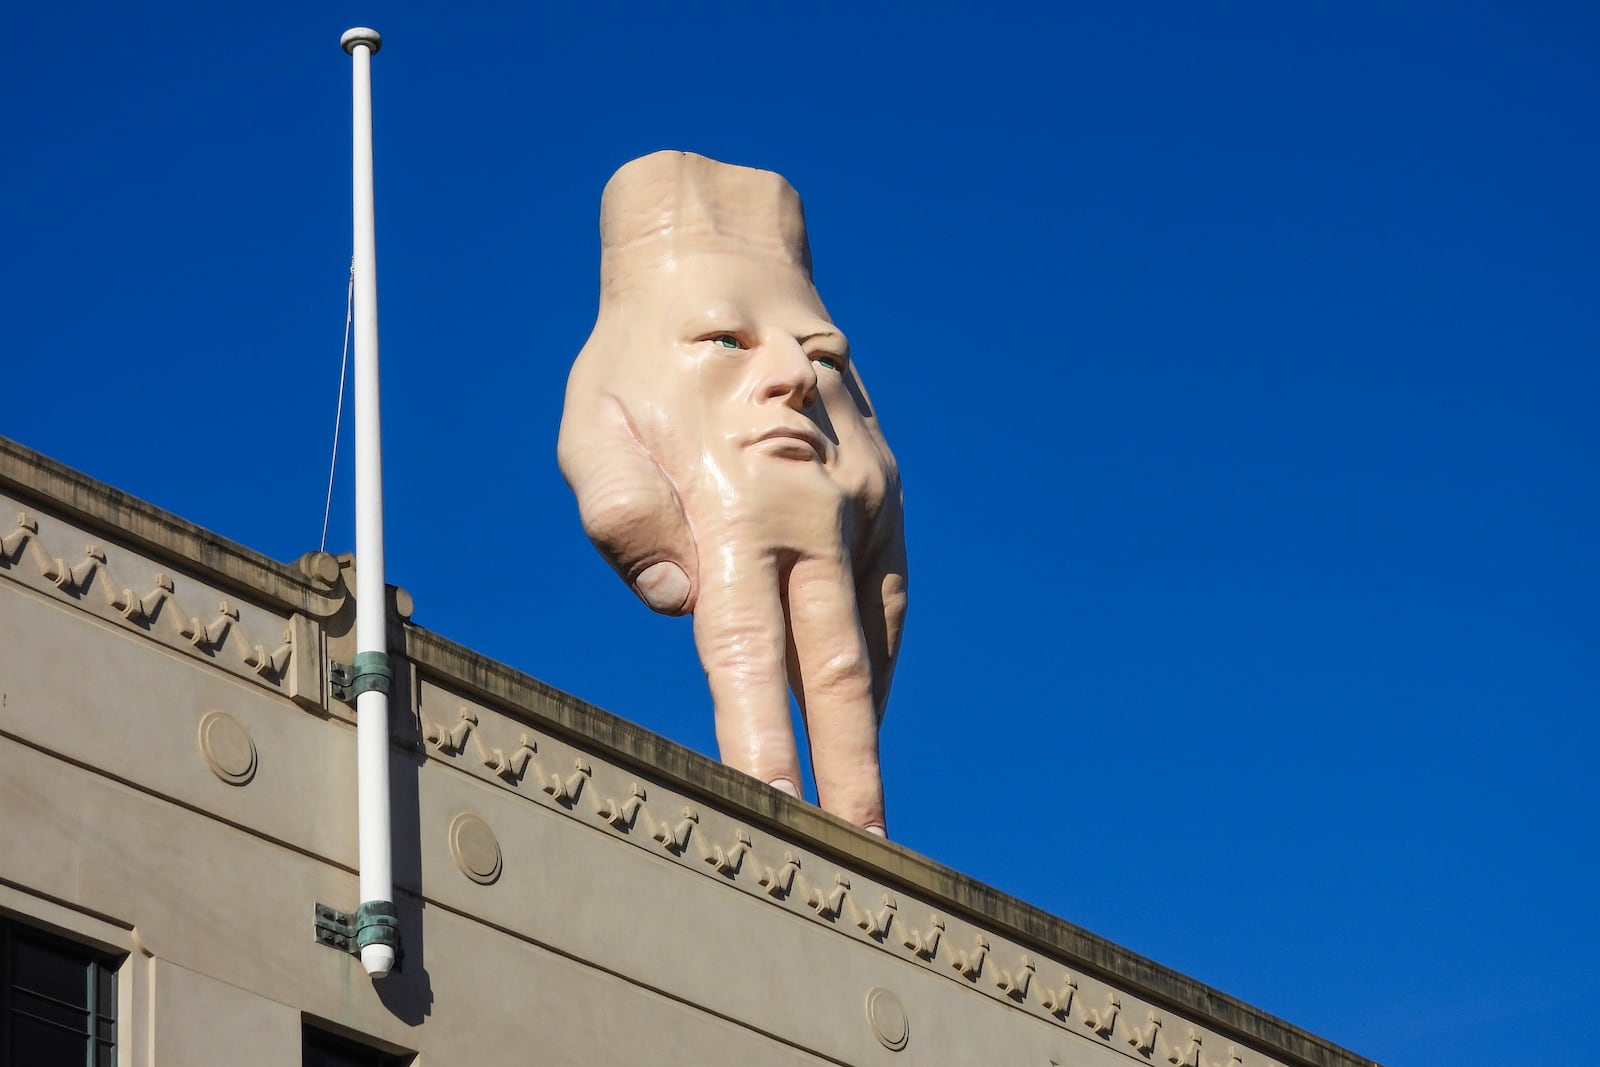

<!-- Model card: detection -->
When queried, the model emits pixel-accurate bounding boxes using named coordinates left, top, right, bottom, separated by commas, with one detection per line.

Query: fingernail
left=635, top=561, right=691, bottom=614
left=769, top=777, right=800, bottom=798
left=864, top=824, right=887, bottom=837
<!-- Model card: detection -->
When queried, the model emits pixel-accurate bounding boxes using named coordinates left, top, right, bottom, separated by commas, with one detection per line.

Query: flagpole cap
left=341, top=28, right=382, bottom=55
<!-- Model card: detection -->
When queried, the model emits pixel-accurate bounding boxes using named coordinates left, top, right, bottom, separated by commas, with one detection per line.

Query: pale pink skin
left=559, top=246, right=906, bottom=834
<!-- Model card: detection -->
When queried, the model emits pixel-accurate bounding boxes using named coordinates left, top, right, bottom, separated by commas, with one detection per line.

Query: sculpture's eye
left=713, top=335, right=743, bottom=349
left=814, top=355, right=839, bottom=371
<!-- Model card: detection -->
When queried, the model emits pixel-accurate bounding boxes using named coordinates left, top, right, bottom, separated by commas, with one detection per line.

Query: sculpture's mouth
left=750, top=427, right=826, bottom=461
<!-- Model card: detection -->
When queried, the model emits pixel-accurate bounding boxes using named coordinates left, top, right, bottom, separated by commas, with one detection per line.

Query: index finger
left=786, top=554, right=885, bottom=834
left=694, top=550, right=803, bottom=800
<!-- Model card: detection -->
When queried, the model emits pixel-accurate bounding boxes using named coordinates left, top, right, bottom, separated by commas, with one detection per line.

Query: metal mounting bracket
left=314, top=901, right=402, bottom=969
left=329, top=650, right=392, bottom=704
left=314, top=902, right=358, bottom=953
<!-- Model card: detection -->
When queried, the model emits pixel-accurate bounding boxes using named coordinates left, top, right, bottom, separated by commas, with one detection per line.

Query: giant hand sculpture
left=558, top=152, right=907, bottom=835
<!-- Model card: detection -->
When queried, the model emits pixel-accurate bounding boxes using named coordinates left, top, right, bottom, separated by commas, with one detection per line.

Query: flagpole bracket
left=330, top=651, right=392, bottom=704
left=314, top=901, right=402, bottom=967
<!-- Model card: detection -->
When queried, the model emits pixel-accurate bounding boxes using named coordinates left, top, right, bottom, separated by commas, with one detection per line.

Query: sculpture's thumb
left=557, top=396, right=698, bottom=616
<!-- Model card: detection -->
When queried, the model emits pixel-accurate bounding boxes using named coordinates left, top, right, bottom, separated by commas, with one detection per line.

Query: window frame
left=1, top=913, right=121, bottom=1067
left=303, top=1021, right=413, bottom=1067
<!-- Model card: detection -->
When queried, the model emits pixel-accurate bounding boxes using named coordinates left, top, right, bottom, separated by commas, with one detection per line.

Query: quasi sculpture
left=559, top=151, right=907, bottom=835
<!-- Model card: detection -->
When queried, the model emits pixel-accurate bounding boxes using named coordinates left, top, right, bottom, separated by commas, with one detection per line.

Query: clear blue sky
left=4, top=4, right=1595, bottom=1063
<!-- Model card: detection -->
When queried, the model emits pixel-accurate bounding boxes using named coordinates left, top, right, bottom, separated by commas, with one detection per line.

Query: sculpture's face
left=609, top=249, right=889, bottom=515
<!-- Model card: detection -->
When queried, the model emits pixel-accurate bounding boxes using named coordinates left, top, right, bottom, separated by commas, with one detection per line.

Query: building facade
left=0, top=436, right=1373, bottom=1067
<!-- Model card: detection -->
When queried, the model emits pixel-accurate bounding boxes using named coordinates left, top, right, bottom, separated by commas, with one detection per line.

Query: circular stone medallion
left=197, top=711, right=257, bottom=786
left=448, top=812, right=503, bottom=885
left=865, top=986, right=909, bottom=1051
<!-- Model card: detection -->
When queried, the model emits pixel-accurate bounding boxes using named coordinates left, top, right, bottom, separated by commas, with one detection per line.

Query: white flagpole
left=340, top=25, right=397, bottom=979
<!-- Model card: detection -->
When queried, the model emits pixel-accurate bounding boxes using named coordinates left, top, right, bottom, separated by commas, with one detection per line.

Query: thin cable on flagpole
left=320, top=259, right=356, bottom=553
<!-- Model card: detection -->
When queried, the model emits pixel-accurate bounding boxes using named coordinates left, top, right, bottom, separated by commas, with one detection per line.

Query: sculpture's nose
left=757, top=338, right=819, bottom=411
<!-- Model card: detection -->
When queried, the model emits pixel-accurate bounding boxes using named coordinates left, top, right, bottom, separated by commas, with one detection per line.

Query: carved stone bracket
left=178, top=599, right=238, bottom=650
left=807, top=872, right=851, bottom=921
left=756, top=851, right=800, bottom=899
left=539, top=758, right=591, bottom=806
left=700, top=828, right=751, bottom=876
left=853, top=891, right=896, bottom=940
left=0, top=513, right=36, bottom=559
left=423, top=708, right=479, bottom=755
left=950, top=934, right=989, bottom=980
left=901, top=914, right=944, bottom=960
left=594, top=783, right=647, bottom=830
left=488, top=735, right=537, bottom=782
left=241, top=628, right=293, bottom=677
left=995, top=953, right=1035, bottom=1000
left=1083, top=992, right=1120, bottom=1039
left=1129, top=1010, right=1162, bottom=1056
left=1040, top=972, right=1077, bottom=1017
left=652, top=806, right=699, bottom=854
left=108, top=572, right=174, bottom=623
left=1166, top=1027, right=1203, bottom=1067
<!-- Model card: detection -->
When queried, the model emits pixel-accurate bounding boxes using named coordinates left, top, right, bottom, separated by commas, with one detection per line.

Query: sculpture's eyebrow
left=679, top=305, right=745, bottom=335
left=688, top=303, right=741, bottom=324
left=797, top=329, right=848, bottom=349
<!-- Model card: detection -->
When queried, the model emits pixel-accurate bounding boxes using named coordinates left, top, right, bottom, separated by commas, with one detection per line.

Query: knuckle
left=807, top=647, right=872, bottom=697
left=579, top=482, right=667, bottom=541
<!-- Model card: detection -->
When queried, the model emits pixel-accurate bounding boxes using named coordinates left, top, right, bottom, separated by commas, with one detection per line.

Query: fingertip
left=863, top=824, right=887, bottom=838
left=768, top=777, right=801, bottom=799
left=635, top=560, right=692, bottom=614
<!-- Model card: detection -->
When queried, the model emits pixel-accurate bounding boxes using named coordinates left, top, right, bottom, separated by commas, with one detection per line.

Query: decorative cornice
left=0, top=501, right=303, bottom=694
left=412, top=675, right=1364, bottom=1067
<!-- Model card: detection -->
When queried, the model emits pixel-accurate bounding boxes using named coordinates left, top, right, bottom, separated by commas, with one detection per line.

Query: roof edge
left=0, top=436, right=343, bottom=617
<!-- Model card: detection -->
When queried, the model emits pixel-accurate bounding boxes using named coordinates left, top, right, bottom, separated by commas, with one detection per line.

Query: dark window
left=304, top=1024, right=411, bottom=1067
left=1, top=915, right=119, bottom=1067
